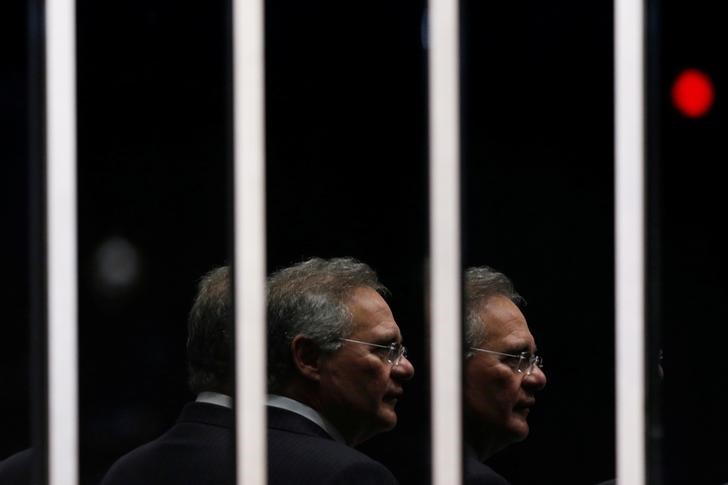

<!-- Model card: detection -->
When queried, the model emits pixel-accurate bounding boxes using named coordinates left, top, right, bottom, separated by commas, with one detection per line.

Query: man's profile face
left=464, top=294, right=547, bottom=456
left=318, top=287, right=415, bottom=445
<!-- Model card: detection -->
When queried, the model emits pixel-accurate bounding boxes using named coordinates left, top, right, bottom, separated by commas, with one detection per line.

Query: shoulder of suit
left=268, top=432, right=398, bottom=484
left=327, top=458, right=399, bottom=485
left=463, top=459, right=511, bottom=485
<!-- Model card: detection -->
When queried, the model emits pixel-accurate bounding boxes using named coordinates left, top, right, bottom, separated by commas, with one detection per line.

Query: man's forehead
left=480, top=295, right=525, bottom=321
left=478, top=295, right=532, bottom=340
left=346, top=286, right=391, bottom=317
left=347, top=287, right=401, bottom=339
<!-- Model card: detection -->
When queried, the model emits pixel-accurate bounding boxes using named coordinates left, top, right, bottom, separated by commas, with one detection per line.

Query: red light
left=672, top=69, right=715, bottom=118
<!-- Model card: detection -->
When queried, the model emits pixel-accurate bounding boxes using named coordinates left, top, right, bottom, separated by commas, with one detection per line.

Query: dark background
left=2, top=0, right=32, bottom=463
left=655, top=0, right=728, bottom=484
left=5, top=0, right=728, bottom=483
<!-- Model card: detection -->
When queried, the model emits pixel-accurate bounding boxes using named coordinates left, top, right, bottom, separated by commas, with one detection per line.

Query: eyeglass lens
left=518, top=355, right=542, bottom=376
left=387, top=344, right=406, bottom=366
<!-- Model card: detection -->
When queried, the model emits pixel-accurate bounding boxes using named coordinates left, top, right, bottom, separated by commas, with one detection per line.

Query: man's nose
left=392, top=355, right=415, bottom=381
left=523, top=365, right=546, bottom=391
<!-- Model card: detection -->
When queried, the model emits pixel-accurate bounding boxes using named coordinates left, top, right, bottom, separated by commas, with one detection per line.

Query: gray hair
left=187, top=266, right=233, bottom=394
left=464, top=266, right=523, bottom=357
left=267, top=257, right=388, bottom=392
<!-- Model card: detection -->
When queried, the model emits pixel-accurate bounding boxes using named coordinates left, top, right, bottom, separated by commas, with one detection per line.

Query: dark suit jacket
left=267, top=406, right=398, bottom=485
left=100, top=402, right=234, bottom=485
left=463, top=446, right=510, bottom=485
left=0, top=448, right=33, bottom=485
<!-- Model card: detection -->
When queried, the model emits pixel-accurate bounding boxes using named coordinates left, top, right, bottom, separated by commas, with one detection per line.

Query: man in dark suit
left=266, top=257, right=415, bottom=484
left=101, top=266, right=235, bottom=485
left=462, top=267, right=547, bottom=485
left=102, top=258, right=413, bottom=484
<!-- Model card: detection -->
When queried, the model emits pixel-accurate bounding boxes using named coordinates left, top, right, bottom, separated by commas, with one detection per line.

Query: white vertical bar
left=46, top=0, right=78, bottom=481
left=428, top=0, right=462, bottom=483
left=615, top=0, right=645, bottom=481
left=233, top=0, right=266, bottom=483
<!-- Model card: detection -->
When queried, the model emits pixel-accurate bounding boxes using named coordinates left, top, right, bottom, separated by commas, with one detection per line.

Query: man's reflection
left=101, top=266, right=235, bottom=485
left=463, top=266, right=547, bottom=485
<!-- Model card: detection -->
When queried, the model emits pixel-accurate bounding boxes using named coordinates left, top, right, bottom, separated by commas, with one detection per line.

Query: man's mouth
left=515, top=407, right=530, bottom=417
left=514, top=400, right=536, bottom=415
left=384, top=391, right=403, bottom=404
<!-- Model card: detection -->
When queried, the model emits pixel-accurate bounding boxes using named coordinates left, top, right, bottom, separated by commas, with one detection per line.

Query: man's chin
left=377, top=407, right=398, bottom=431
left=507, top=418, right=530, bottom=442
left=354, top=413, right=397, bottom=445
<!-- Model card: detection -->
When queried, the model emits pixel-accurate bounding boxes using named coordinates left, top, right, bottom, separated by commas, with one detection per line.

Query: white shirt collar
left=267, top=394, right=346, bottom=444
left=196, top=391, right=233, bottom=409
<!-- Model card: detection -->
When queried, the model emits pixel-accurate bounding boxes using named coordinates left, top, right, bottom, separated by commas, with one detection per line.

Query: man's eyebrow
left=372, top=331, right=401, bottom=344
left=503, top=342, right=534, bottom=354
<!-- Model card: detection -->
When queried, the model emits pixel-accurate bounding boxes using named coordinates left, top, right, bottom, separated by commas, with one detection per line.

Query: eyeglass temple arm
left=470, top=347, right=522, bottom=359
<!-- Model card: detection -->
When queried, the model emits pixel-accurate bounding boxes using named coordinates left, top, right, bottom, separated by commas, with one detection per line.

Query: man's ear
left=290, top=335, right=324, bottom=382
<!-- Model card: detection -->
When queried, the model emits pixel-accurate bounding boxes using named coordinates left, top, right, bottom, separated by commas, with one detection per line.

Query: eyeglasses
left=339, top=338, right=408, bottom=366
left=470, top=347, right=544, bottom=376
